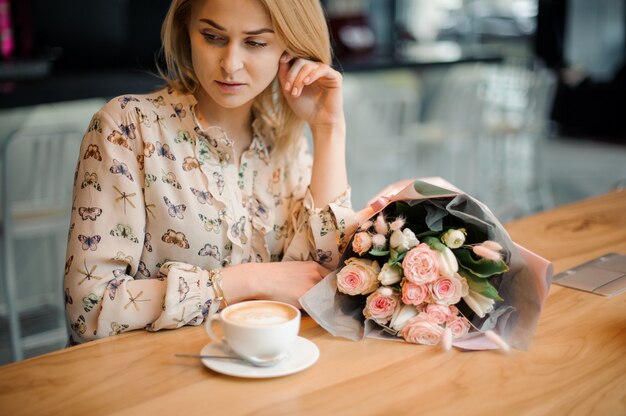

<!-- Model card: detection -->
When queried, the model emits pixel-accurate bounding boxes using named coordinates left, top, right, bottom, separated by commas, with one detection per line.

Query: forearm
left=308, top=123, right=348, bottom=208
left=221, top=263, right=260, bottom=304
left=221, top=261, right=327, bottom=308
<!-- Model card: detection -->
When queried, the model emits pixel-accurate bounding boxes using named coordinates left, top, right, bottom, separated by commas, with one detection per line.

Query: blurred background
left=0, top=0, right=624, bottom=363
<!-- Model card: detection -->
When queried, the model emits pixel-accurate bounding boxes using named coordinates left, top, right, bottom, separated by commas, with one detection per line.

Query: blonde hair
left=159, top=0, right=332, bottom=156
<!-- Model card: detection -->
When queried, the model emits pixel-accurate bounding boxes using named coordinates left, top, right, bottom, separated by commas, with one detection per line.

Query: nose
left=220, top=43, right=244, bottom=76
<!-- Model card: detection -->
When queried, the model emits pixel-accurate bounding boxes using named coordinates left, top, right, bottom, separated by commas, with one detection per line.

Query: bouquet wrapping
left=300, top=178, right=552, bottom=350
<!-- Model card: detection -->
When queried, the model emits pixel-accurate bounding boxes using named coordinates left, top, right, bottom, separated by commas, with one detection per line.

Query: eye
left=201, top=32, right=226, bottom=43
left=246, top=40, right=268, bottom=48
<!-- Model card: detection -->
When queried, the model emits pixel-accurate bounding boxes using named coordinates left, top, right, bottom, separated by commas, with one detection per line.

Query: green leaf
left=421, top=236, right=446, bottom=252
left=369, top=249, right=390, bottom=257
left=456, top=265, right=480, bottom=281
left=388, top=251, right=407, bottom=266
left=416, top=230, right=439, bottom=239
left=454, top=248, right=508, bottom=278
left=463, top=273, right=504, bottom=301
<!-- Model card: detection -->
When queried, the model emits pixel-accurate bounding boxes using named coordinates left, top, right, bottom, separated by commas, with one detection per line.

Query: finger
left=278, top=54, right=292, bottom=90
left=283, top=58, right=310, bottom=95
left=303, top=65, right=342, bottom=89
left=278, top=51, right=299, bottom=89
left=291, top=63, right=320, bottom=97
left=314, top=263, right=331, bottom=277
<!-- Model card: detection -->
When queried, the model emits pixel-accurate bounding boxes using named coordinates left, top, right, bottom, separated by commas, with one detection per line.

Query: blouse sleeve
left=281, top=137, right=358, bottom=270
left=64, top=108, right=221, bottom=343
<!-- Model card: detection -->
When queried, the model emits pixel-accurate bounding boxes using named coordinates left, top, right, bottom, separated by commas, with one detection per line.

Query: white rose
left=389, top=230, right=406, bottom=251
left=403, top=229, right=419, bottom=249
left=463, top=290, right=495, bottom=318
left=389, top=228, right=419, bottom=253
left=389, top=304, right=419, bottom=332
left=441, top=228, right=466, bottom=249
left=378, top=263, right=403, bottom=285
left=434, top=247, right=458, bottom=278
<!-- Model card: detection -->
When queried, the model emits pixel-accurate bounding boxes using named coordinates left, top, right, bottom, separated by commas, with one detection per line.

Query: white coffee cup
left=205, top=300, right=301, bottom=365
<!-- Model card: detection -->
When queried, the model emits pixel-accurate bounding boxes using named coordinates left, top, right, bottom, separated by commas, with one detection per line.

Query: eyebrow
left=199, top=18, right=274, bottom=35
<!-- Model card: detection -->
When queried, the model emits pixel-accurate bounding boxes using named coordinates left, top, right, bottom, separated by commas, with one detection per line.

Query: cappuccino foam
left=224, top=303, right=296, bottom=326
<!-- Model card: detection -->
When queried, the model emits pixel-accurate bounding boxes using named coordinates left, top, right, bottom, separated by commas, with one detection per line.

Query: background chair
left=1, top=125, right=83, bottom=362
left=343, top=69, right=422, bottom=208
left=413, top=62, right=558, bottom=221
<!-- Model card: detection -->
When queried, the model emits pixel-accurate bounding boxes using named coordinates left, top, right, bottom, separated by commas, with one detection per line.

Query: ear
left=280, top=51, right=291, bottom=63
left=277, top=52, right=291, bottom=86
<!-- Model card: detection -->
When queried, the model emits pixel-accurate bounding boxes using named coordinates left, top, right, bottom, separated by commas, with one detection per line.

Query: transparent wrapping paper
left=300, top=178, right=553, bottom=350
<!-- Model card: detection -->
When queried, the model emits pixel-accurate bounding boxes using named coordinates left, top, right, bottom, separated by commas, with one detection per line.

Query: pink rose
left=401, top=243, right=439, bottom=285
left=447, top=305, right=460, bottom=320
left=363, top=287, right=399, bottom=324
left=401, top=313, right=444, bottom=345
left=352, top=231, right=372, bottom=255
left=430, top=274, right=467, bottom=306
left=401, top=281, right=429, bottom=306
left=425, top=304, right=453, bottom=325
left=336, top=258, right=380, bottom=296
left=446, top=317, right=471, bottom=338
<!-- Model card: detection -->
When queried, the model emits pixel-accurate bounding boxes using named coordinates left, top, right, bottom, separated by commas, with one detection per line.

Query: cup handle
left=205, top=314, right=224, bottom=344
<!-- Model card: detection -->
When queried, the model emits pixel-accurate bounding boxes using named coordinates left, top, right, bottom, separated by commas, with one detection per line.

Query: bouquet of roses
left=301, top=178, right=552, bottom=351
left=338, top=208, right=508, bottom=349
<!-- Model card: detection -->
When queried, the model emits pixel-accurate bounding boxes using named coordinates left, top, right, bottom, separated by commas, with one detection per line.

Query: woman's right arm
left=65, top=109, right=227, bottom=342
left=65, top=109, right=163, bottom=342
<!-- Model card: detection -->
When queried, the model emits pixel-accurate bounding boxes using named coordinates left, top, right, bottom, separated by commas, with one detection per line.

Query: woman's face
left=188, top=0, right=286, bottom=112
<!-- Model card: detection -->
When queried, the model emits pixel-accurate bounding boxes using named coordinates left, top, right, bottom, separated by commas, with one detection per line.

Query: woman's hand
left=221, top=261, right=330, bottom=308
left=278, top=53, right=349, bottom=214
left=278, top=52, right=345, bottom=131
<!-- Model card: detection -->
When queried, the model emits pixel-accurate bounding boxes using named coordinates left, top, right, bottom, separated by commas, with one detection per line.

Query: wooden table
left=1, top=190, right=625, bottom=415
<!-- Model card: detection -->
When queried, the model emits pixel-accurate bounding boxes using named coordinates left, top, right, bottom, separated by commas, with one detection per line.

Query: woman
left=65, top=0, right=356, bottom=343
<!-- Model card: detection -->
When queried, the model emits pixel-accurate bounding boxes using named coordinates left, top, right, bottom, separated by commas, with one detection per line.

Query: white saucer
left=201, top=336, right=320, bottom=379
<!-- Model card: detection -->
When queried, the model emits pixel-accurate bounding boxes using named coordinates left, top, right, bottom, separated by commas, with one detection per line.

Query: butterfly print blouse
left=65, top=87, right=357, bottom=343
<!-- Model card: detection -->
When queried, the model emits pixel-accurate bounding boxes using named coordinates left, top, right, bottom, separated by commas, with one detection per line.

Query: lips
left=215, top=80, right=246, bottom=93
left=217, top=81, right=244, bottom=86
